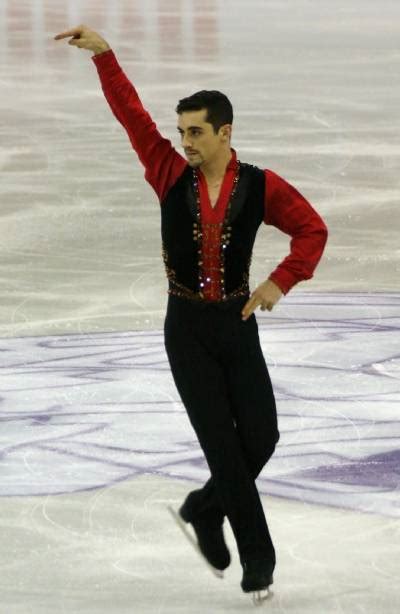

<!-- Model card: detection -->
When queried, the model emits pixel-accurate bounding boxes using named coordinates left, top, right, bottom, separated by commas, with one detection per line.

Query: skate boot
left=241, top=558, right=274, bottom=605
left=167, top=503, right=231, bottom=578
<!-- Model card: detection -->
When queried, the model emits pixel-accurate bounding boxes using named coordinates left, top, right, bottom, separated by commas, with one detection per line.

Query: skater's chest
left=205, top=179, right=224, bottom=209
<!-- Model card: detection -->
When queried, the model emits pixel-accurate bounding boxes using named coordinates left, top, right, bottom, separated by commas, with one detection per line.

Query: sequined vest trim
left=160, top=161, right=265, bottom=302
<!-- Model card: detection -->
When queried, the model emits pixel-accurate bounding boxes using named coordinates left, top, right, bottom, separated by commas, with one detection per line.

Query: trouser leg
left=164, top=294, right=278, bottom=563
left=186, top=310, right=279, bottom=530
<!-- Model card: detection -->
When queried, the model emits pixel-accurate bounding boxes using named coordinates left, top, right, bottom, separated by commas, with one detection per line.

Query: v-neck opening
left=197, top=153, right=238, bottom=221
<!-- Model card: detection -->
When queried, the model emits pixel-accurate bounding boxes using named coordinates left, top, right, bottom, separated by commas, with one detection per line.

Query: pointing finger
left=241, top=296, right=260, bottom=320
left=54, top=28, right=82, bottom=40
left=242, top=294, right=259, bottom=312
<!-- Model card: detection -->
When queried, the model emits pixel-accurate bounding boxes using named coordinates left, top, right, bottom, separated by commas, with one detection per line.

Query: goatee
left=188, top=159, right=202, bottom=168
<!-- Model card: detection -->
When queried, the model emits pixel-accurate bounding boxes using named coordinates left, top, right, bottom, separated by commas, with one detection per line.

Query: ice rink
left=1, top=1, right=399, bottom=612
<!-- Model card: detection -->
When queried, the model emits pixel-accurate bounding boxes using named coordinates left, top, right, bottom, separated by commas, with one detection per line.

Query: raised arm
left=54, top=25, right=187, bottom=201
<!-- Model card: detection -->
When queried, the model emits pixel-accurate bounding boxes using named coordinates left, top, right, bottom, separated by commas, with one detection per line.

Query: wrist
left=93, top=44, right=110, bottom=56
left=267, top=277, right=285, bottom=295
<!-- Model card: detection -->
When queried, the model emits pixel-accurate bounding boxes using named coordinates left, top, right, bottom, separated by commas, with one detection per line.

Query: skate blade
left=167, top=505, right=224, bottom=579
left=251, top=588, right=273, bottom=606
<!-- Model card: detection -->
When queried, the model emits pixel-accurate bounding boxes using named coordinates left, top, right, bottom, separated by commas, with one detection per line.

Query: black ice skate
left=167, top=504, right=231, bottom=579
left=241, top=558, right=274, bottom=605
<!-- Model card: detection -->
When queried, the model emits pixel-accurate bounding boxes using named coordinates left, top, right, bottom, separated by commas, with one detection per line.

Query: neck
left=200, top=148, right=232, bottom=182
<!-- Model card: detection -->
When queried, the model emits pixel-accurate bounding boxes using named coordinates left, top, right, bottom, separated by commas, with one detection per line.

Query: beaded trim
left=164, top=160, right=251, bottom=303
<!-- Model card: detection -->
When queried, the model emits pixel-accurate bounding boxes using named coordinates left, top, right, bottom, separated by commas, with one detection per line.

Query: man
left=54, top=25, right=328, bottom=600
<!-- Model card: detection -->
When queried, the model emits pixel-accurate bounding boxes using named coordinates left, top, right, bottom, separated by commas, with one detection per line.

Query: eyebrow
left=177, top=126, right=204, bottom=132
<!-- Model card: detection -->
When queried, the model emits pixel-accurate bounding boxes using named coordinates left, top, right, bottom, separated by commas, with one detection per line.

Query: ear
left=221, top=124, right=232, bottom=141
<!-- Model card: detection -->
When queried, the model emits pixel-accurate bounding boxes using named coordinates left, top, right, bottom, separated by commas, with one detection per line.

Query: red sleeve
left=91, top=49, right=187, bottom=202
left=263, top=169, right=328, bottom=295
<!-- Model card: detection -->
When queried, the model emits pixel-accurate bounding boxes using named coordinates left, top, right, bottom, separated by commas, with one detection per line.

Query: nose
left=181, top=132, right=192, bottom=149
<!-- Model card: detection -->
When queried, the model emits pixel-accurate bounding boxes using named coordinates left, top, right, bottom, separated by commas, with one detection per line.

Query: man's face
left=177, top=108, right=231, bottom=168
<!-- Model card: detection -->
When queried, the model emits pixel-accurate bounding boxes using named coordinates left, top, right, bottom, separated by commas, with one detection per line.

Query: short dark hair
left=175, top=90, right=233, bottom=134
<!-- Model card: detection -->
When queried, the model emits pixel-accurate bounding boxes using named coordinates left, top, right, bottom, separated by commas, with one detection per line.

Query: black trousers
left=164, top=292, right=279, bottom=565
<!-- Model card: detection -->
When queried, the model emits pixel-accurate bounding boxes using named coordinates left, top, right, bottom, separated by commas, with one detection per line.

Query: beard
left=187, top=158, right=202, bottom=168
left=185, top=151, right=203, bottom=168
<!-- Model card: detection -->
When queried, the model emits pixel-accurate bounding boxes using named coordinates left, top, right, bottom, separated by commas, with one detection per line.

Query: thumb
left=68, top=37, right=86, bottom=48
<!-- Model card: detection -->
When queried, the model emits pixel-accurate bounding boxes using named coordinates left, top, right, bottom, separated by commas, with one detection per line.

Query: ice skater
left=54, top=25, right=328, bottom=604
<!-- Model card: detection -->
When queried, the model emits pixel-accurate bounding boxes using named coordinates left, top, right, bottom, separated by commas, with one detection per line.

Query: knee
left=268, top=428, right=280, bottom=458
left=263, top=434, right=279, bottom=466
left=251, top=429, right=279, bottom=477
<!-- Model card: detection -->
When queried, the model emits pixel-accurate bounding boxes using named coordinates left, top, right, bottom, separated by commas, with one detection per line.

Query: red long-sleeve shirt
left=91, top=49, right=328, bottom=299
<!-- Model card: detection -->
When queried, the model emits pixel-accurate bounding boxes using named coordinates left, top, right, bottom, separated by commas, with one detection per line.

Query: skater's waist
left=167, top=291, right=249, bottom=311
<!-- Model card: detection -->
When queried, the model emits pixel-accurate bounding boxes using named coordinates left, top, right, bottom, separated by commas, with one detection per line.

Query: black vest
left=161, top=161, right=265, bottom=302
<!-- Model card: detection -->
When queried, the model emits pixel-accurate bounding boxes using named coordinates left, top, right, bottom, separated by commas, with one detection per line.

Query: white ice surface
left=1, top=0, right=400, bottom=612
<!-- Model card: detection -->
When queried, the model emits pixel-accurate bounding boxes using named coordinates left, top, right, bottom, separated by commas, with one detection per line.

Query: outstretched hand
left=241, top=279, right=283, bottom=321
left=54, top=24, right=110, bottom=55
